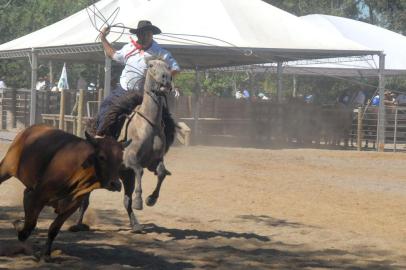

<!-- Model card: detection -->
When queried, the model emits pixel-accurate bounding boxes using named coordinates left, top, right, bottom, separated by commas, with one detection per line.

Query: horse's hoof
left=12, top=219, right=24, bottom=232
left=133, top=199, right=143, bottom=210
left=33, top=251, right=41, bottom=262
left=37, top=254, right=52, bottom=263
left=146, top=196, right=157, bottom=207
left=68, top=224, right=90, bottom=232
left=131, top=224, right=144, bottom=233
left=34, top=251, right=51, bottom=262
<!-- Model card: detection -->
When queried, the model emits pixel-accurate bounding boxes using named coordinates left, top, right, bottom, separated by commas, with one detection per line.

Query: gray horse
left=70, top=58, right=175, bottom=233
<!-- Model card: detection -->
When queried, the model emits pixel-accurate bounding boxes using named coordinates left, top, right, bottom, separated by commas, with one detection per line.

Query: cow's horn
left=85, top=131, right=97, bottom=145
left=121, top=139, right=132, bottom=149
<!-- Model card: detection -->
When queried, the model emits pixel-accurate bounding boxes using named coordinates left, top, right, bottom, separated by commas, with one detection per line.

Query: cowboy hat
left=130, top=20, right=161, bottom=35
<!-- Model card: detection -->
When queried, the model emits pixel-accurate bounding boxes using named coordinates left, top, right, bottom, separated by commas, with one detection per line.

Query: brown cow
left=0, top=124, right=128, bottom=260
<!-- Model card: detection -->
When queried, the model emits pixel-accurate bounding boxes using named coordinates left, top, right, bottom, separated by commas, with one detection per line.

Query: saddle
left=95, top=91, right=177, bottom=153
left=118, top=106, right=166, bottom=143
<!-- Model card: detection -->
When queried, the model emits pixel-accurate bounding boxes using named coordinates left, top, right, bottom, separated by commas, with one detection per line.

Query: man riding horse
left=97, top=20, right=180, bottom=136
left=68, top=21, right=179, bottom=233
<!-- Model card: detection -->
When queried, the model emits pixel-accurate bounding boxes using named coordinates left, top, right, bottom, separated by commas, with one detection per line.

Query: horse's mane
left=95, top=91, right=176, bottom=153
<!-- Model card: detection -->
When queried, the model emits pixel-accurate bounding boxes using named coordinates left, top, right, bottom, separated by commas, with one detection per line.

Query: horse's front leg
left=121, top=169, right=143, bottom=233
left=146, top=160, right=171, bottom=207
left=133, top=166, right=144, bottom=210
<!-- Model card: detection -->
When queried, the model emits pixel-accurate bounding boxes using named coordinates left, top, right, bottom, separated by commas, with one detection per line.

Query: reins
left=122, top=62, right=170, bottom=140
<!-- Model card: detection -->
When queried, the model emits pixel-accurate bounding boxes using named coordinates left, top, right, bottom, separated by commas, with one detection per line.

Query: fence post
left=10, top=89, right=16, bottom=129
left=0, top=90, right=3, bottom=130
left=393, top=107, right=398, bottom=152
left=357, top=107, right=363, bottom=151
left=76, top=89, right=84, bottom=137
left=59, top=89, right=65, bottom=130
left=193, top=69, right=201, bottom=142
left=45, top=91, right=50, bottom=113
left=24, top=92, right=28, bottom=127
left=98, top=88, right=104, bottom=112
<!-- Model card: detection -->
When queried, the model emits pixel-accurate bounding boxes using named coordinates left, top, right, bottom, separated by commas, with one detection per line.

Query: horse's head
left=145, top=57, right=172, bottom=94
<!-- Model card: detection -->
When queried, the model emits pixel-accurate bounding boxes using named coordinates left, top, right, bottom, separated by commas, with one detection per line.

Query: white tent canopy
left=282, top=14, right=406, bottom=76
left=0, top=1, right=387, bottom=148
left=0, top=0, right=379, bottom=68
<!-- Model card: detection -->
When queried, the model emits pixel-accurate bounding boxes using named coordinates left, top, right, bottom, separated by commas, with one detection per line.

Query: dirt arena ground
left=0, top=142, right=405, bottom=269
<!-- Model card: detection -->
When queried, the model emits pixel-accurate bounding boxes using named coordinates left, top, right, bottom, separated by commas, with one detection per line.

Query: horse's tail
left=163, top=106, right=177, bottom=153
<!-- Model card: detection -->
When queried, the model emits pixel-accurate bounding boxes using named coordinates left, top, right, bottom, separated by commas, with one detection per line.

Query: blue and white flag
left=57, top=63, right=69, bottom=90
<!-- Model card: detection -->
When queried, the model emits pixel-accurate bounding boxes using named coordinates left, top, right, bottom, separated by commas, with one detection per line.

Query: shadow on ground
left=235, top=214, right=312, bottom=228
left=0, top=207, right=402, bottom=269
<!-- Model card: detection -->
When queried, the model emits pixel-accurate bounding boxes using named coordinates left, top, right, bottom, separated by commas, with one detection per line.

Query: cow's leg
left=68, top=193, right=91, bottom=232
left=40, top=201, right=81, bottom=261
left=0, top=160, right=11, bottom=184
left=121, top=169, right=143, bottom=233
left=146, top=161, right=170, bottom=207
left=13, top=188, right=44, bottom=242
left=0, top=173, right=10, bottom=185
left=133, top=166, right=144, bottom=210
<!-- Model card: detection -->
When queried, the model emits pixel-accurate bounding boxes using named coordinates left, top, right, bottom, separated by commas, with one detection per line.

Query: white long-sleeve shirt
left=113, top=38, right=180, bottom=91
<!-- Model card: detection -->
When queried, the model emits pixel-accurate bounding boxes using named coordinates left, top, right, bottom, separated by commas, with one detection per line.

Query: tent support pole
left=30, top=49, right=38, bottom=125
left=48, top=60, right=53, bottom=85
left=292, top=75, right=297, bottom=97
left=377, top=52, right=386, bottom=152
left=104, top=56, right=112, bottom=98
left=277, top=61, right=283, bottom=103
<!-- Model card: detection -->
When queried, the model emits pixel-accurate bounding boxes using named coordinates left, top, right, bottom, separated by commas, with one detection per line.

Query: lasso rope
left=85, top=4, right=393, bottom=94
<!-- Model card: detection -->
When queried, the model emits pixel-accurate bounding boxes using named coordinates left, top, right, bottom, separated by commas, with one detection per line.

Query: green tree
left=0, top=0, right=96, bottom=88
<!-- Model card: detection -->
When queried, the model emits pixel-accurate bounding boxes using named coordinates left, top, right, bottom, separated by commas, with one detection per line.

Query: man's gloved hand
left=100, top=26, right=110, bottom=39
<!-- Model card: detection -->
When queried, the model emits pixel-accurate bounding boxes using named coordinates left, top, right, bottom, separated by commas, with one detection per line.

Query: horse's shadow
left=143, top=222, right=270, bottom=242
left=0, top=207, right=403, bottom=269
left=235, top=214, right=311, bottom=228
left=51, top=241, right=194, bottom=270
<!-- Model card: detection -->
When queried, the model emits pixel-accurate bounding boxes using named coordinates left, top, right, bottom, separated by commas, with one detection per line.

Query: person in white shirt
left=36, top=77, right=45, bottom=91
left=97, top=20, right=180, bottom=134
left=0, top=78, right=6, bottom=89
left=351, top=90, right=366, bottom=107
left=394, top=92, right=406, bottom=106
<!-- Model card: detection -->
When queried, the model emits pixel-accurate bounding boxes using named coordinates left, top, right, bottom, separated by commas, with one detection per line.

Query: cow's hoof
left=68, top=224, right=90, bottom=232
left=131, top=224, right=144, bottom=233
left=133, top=199, right=143, bottom=210
left=146, top=195, right=157, bottom=207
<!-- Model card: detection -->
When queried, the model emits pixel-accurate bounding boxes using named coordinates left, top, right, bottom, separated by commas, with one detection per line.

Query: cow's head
left=84, top=132, right=131, bottom=191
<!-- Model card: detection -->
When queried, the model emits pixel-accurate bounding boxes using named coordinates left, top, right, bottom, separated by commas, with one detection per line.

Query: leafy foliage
left=0, top=0, right=96, bottom=88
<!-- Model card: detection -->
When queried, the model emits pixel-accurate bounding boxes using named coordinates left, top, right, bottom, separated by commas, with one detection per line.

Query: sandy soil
left=0, top=143, right=405, bottom=269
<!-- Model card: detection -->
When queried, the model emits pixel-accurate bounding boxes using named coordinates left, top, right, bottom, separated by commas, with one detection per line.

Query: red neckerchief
left=125, top=37, right=143, bottom=59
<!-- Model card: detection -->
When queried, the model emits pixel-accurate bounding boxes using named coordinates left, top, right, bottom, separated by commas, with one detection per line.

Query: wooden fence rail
left=2, top=88, right=400, bottom=149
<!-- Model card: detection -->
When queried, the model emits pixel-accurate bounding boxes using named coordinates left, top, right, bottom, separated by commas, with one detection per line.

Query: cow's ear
left=85, top=131, right=97, bottom=146
left=82, top=153, right=96, bottom=169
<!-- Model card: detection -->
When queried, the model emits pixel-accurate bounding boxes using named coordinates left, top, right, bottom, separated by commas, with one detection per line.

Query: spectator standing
left=394, top=92, right=406, bottom=106
left=0, top=77, right=7, bottom=89
left=242, top=89, right=250, bottom=99
left=351, top=90, right=366, bottom=107
left=235, top=90, right=243, bottom=99
left=76, top=71, right=87, bottom=90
